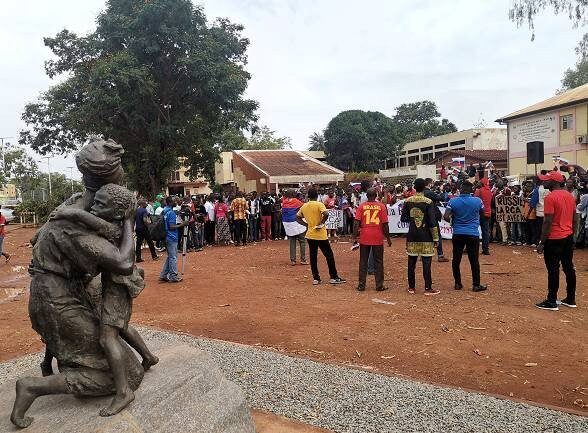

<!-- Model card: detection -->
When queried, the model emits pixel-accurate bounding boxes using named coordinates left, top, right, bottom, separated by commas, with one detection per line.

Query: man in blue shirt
left=159, top=196, right=188, bottom=283
left=443, top=181, right=487, bottom=292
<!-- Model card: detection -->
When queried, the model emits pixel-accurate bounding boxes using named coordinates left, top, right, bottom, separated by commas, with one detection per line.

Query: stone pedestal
left=0, top=345, right=256, bottom=433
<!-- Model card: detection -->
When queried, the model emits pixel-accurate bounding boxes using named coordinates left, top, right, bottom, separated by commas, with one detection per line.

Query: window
left=421, top=146, right=433, bottom=152
left=399, top=158, right=407, bottom=167
left=408, top=156, right=419, bottom=165
left=407, top=148, right=419, bottom=154
left=450, top=140, right=465, bottom=147
left=435, top=143, right=449, bottom=149
left=560, top=114, right=574, bottom=131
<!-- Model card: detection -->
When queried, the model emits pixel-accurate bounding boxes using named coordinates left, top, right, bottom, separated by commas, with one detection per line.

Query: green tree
left=308, top=131, right=326, bottom=151
left=247, top=125, right=291, bottom=150
left=19, top=0, right=257, bottom=196
left=0, top=144, right=41, bottom=196
left=392, top=101, right=457, bottom=144
left=17, top=172, right=85, bottom=222
left=559, top=34, right=588, bottom=91
left=218, top=125, right=291, bottom=151
left=509, top=0, right=588, bottom=39
left=323, top=110, right=400, bottom=172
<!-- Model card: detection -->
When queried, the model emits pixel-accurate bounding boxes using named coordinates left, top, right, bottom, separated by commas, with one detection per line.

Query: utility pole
left=42, top=156, right=52, bottom=197
left=66, top=166, right=74, bottom=193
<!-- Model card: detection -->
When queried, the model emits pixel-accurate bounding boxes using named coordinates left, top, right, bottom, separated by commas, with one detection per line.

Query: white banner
left=325, top=209, right=344, bottom=230
left=387, top=201, right=453, bottom=240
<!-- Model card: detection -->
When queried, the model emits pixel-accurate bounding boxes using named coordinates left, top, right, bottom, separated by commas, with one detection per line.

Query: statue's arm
left=93, top=218, right=135, bottom=275
left=52, top=208, right=116, bottom=239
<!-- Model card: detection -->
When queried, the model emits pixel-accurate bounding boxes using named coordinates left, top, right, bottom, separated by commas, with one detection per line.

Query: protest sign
left=495, top=195, right=525, bottom=223
left=325, top=209, right=344, bottom=230
left=387, top=201, right=453, bottom=240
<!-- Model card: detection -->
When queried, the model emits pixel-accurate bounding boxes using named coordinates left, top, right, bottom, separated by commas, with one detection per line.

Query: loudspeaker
left=526, top=141, right=544, bottom=164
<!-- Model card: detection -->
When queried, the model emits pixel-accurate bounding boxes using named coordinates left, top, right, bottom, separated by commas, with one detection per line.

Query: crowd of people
left=134, top=161, right=586, bottom=310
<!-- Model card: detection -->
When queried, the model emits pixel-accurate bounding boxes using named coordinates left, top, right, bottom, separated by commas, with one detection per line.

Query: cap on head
left=537, top=171, right=564, bottom=183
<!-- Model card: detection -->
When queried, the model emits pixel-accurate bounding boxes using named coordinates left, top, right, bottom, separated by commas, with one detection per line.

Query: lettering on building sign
left=495, top=195, right=525, bottom=223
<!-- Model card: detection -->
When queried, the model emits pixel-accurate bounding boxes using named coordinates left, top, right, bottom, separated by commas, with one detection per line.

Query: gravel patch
left=1, top=327, right=586, bottom=433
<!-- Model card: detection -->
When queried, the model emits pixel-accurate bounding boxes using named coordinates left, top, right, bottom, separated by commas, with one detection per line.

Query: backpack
left=148, top=212, right=167, bottom=241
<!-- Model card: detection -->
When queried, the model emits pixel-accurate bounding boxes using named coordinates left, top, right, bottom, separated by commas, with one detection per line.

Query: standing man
left=530, top=177, right=550, bottom=245
left=248, top=192, right=260, bottom=242
left=135, top=199, right=158, bottom=262
left=230, top=191, right=249, bottom=246
left=401, top=179, right=440, bottom=295
left=443, top=181, right=487, bottom=292
left=474, top=177, right=492, bottom=255
left=259, top=192, right=274, bottom=241
left=353, top=188, right=391, bottom=291
left=424, top=178, right=449, bottom=262
left=535, top=171, right=577, bottom=310
left=282, top=189, right=307, bottom=265
left=204, top=194, right=215, bottom=245
left=296, top=188, right=346, bottom=286
left=0, top=210, right=10, bottom=263
left=160, top=196, right=188, bottom=283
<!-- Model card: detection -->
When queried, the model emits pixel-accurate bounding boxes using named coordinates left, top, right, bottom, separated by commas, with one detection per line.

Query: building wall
left=0, top=184, right=17, bottom=202
left=167, top=157, right=212, bottom=196
left=214, top=152, right=234, bottom=185
left=232, top=153, right=269, bottom=193
left=388, top=128, right=506, bottom=169
left=507, top=103, right=588, bottom=175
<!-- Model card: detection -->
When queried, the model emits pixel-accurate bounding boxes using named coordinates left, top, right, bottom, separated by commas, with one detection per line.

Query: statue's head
left=76, top=137, right=125, bottom=192
left=91, top=184, right=135, bottom=222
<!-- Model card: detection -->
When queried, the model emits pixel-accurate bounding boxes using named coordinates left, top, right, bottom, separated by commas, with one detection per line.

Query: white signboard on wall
left=508, top=113, right=557, bottom=154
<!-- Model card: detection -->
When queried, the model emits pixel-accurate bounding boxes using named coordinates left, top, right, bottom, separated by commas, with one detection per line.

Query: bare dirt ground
left=0, top=226, right=586, bottom=414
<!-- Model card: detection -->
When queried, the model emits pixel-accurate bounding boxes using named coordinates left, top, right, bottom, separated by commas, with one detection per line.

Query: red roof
left=449, top=150, right=507, bottom=161
left=236, top=150, right=343, bottom=176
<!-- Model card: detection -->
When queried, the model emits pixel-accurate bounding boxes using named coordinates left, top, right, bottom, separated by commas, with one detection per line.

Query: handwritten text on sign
left=325, top=209, right=344, bottom=230
left=387, top=202, right=453, bottom=240
left=495, top=195, right=525, bottom=223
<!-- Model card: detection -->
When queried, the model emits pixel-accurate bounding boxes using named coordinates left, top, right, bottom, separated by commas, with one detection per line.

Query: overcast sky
left=0, top=0, right=584, bottom=177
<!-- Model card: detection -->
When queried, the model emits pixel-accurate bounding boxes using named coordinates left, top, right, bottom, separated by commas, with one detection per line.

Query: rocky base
left=0, top=344, right=256, bottom=433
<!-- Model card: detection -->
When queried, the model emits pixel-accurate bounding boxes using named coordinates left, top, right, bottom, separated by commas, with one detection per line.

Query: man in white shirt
left=248, top=192, right=260, bottom=242
left=204, top=194, right=216, bottom=245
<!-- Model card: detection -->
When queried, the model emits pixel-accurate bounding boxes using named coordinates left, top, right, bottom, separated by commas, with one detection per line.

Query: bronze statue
left=10, top=139, right=157, bottom=428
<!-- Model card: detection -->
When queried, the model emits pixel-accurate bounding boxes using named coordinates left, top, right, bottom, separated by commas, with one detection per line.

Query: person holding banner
left=401, top=179, right=440, bottom=295
left=353, top=188, right=391, bottom=292
left=282, top=189, right=307, bottom=266
left=443, top=181, right=487, bottom=293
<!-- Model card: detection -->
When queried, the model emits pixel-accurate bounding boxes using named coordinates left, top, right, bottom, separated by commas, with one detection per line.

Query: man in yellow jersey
left=296, top=188, right=346, bottom=286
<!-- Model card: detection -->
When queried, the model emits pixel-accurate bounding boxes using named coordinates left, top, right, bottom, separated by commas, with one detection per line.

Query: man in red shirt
left=353, top=189, right=392, bottom=291
left=536, top=171, right=578, bottom=311
left=474, top=178, right=492, bottom=255
left=0, top=211, right=10, bottom=263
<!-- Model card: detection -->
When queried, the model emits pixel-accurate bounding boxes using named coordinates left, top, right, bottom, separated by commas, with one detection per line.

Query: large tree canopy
left=322, top=102, right=457, bottom=172
left=19, top=0, right=257, bottom=195
left=323, top=110, right=400, bottom=172
left=392, top=101, right=457, bottom=144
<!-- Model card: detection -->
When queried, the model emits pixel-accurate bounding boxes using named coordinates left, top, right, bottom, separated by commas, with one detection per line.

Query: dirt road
left=0, top=226, right=586, bottom=413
